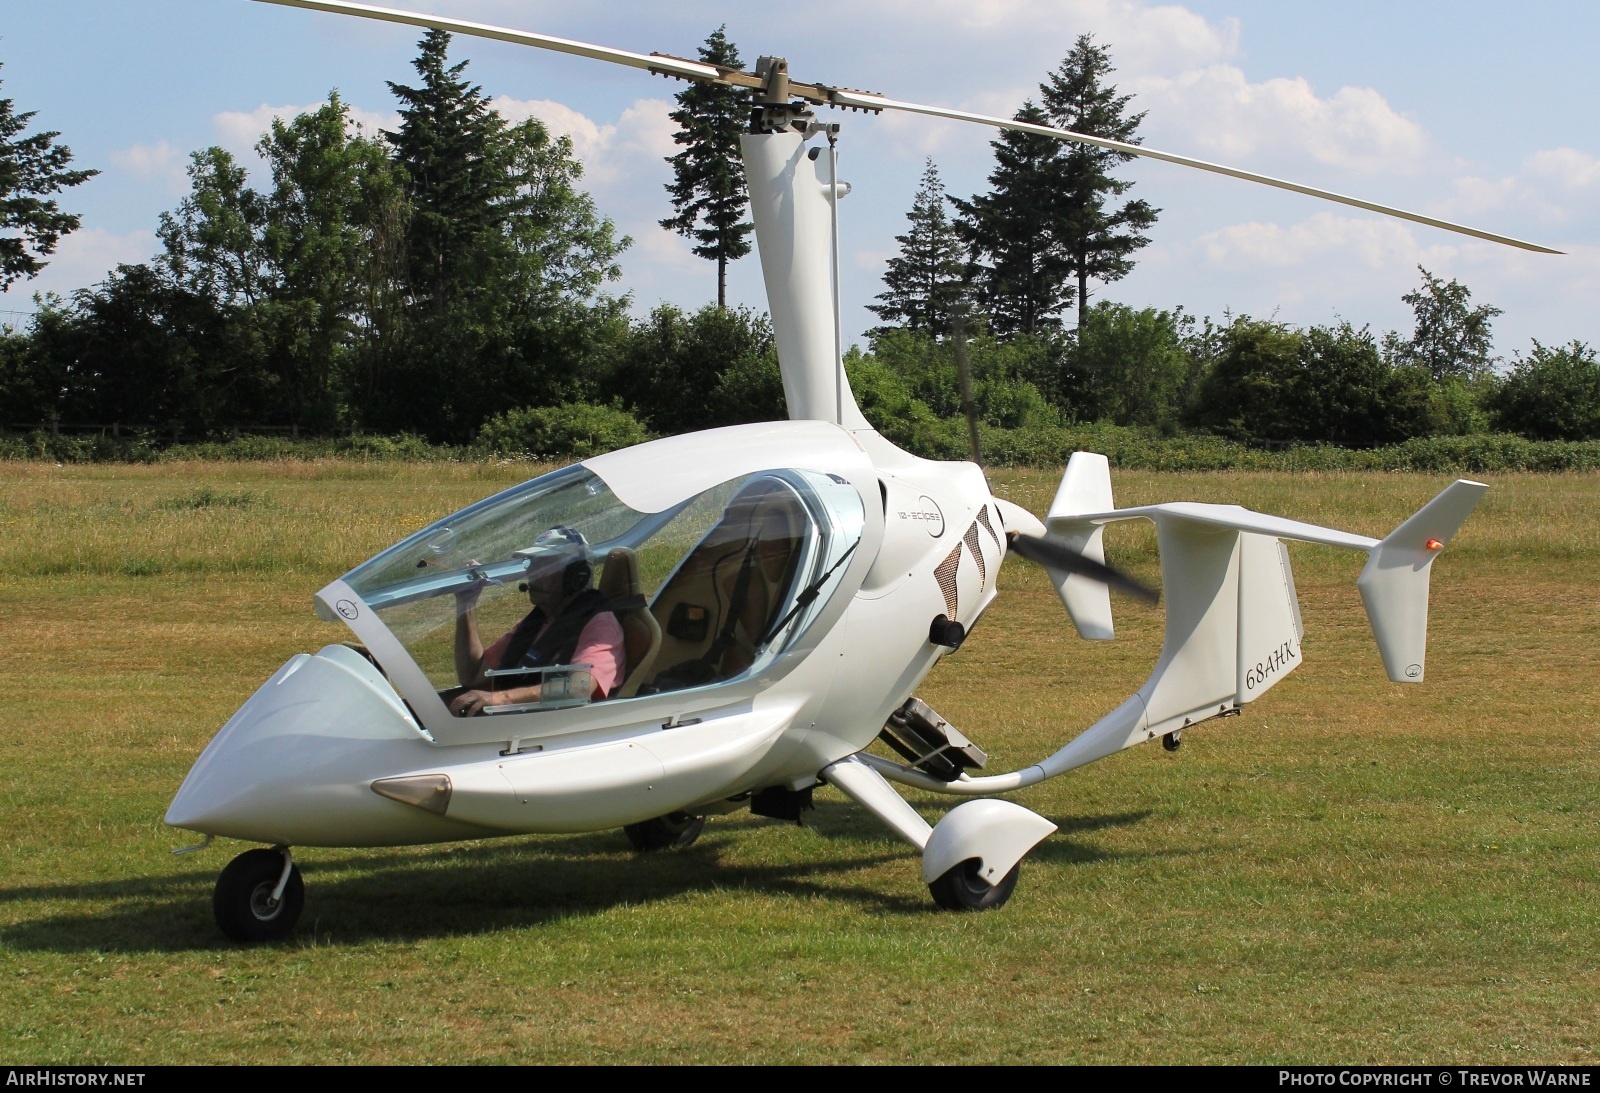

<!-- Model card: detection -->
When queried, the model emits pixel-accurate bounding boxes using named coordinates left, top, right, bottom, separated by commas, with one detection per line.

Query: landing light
left=372, top=774, right=453, bottom=815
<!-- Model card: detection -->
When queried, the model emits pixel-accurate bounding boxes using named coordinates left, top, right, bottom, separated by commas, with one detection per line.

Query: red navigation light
left=1425, top=538, right=1444, bottom=551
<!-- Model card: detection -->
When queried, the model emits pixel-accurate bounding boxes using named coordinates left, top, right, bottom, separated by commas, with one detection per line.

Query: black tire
left=623, top=812, right=706, bottom=851
left=213, top=848, right=305, bottom=943
left=928, top=858, right=1020, bottom=911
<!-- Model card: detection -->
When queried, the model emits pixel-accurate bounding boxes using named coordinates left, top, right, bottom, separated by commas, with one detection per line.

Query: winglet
left=1356, top=480, right=1488, bottom=683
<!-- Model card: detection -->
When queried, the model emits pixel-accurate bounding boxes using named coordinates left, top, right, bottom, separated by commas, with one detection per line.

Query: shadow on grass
left=0, top=803, right=1154, bottom=954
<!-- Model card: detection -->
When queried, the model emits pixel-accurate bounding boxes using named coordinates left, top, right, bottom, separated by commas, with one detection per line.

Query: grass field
left=1, top=460, right=1596, bottom=1064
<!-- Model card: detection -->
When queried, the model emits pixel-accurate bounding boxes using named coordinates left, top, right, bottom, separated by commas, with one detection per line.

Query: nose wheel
left=214, top=847, right=304, bottom=942
left=623, top=812, right=707, bottom=851
left=928, top=858, right=1021, bottom=911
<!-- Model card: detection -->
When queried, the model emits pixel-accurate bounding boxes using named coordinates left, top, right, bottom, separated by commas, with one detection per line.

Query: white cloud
left=1437, top=147, right=1600, bottom=229
left=1134, top=66, right=1429, bottom=175
left=109, top=141, right=190, bottom=194
left=491, top=95, right=674, bottom=186
left=855, top=248, right=893, bottom=274
left=876, top=0, right=1237, bottom=74
left=1525, top=147, right=1600, bottom=191
left=0, top=228, right=158, bottom=308
left=633, top=224, right=699, bottom=269
left=1192, top=211, right=1443, bottom=272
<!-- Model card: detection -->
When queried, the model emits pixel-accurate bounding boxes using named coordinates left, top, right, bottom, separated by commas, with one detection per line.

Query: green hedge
left=0, top=430, right=465, bottom=463
left=474, top=402, right=652, bottom=459
left=8, top=420, right=1600, bottom=473
left=905, top=420, right=1600, bottom=472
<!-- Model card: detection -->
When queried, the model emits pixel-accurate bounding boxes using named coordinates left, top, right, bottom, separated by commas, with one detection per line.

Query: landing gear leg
left=213, top=846, right=304, bottom=943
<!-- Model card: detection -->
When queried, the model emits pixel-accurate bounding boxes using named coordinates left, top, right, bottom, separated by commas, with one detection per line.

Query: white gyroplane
left=168, top=0, right=1541, bottom=940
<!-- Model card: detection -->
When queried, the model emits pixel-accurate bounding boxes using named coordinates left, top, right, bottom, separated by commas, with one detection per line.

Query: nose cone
left=167, top=646, right=485, bottom=847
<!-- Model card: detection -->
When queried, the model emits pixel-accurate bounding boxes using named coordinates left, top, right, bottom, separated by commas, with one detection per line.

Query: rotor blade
left=1006, top=532, right=1159, bottom=603
left=829, top=91, right=1562, bottom=255
left=251, top=0, right=722, bottom=83
left=256, top=0, right=1561, bottom=256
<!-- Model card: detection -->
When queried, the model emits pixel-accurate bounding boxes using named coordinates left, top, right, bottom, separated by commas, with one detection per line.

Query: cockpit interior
left=338, top=465, right=866, bottom=718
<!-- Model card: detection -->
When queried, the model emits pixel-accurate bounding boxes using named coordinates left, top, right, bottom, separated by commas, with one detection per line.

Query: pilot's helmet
left=515, top=525, right=594, bottom=593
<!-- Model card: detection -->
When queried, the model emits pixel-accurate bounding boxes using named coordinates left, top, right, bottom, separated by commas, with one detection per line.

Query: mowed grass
left=0, top=460, right=1596, bottom=1064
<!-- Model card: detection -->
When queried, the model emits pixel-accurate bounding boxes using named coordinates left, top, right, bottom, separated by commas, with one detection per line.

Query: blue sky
left=4, top=0, right=1597, bottom=361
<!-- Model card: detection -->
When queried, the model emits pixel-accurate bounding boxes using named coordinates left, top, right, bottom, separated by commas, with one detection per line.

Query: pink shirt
left=482, top=611, right=625, bottom=699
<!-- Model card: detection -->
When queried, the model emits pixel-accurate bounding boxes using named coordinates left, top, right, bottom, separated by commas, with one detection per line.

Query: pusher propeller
left=255, top=0, right=1560, bottom=254
left=1005, top=532, right=1158, bottom=603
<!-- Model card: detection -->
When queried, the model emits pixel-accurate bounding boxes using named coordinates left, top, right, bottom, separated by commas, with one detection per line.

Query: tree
left=154, top=100, right=409, bottom=431
left=501, top=117, right=627, bottom=311
left=31, top=264, right=246, bottom=435
left=384, top=29, right=518, bottom=316
left=158, top=147, right=269, bottom=309
left=1191, top=319, right=1439, bottom=448
left=0, top=63, right=98, bottom=292
left=1066, top=302, right=1191, bottom=427
left=953, top=102, right=1074, bottom=338
left=1488, top=340, right=1600, bottom=440
left=379, top=31, right=629, bottom=440
left=660, top=27, right=752, bottom=310
left=1039, top=35, right=1158, bottom=339
left=870, top=159, right=966, bottom=336
left=1385, top=266, right=1501, bottom=381
left=258, top=93, right=407, bottom=429
left=612, top=304, right=782, bottom=432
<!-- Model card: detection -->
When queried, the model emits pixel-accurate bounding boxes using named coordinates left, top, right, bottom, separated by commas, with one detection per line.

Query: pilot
left=450, top=526, right=624, bottom=716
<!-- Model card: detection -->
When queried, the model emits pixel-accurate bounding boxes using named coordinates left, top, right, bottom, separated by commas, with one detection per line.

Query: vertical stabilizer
left=1045, top=452, right=1116, bottom=639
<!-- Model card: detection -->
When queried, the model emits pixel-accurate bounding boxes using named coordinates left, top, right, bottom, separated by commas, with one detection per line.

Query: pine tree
left=1039, top=35, right=1158, bottom=339
left=953, top=102, right=1073, bottom=338
left=660, top=27, right=752, bottom=310
left=384, top=29, right=516, bottom=315
left=0, top=62, right=98, bottom=292
left=870, top=159, right=965, bottom=336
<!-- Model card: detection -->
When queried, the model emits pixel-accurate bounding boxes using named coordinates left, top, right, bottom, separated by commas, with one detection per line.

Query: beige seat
left=597, top=547, right=662, bottom=699
left=646, top=479, right=807, bottom=690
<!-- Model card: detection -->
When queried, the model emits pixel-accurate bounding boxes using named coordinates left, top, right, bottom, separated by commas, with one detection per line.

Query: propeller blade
left=951, top=303, right=981, bottom=466
left=255, top=0, right=1562, bottom=255
left=1007, top=532, right=1159, bottom=603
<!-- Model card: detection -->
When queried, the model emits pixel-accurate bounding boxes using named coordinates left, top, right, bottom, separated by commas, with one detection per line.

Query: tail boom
left=871, top=465, right=1486, bottom=796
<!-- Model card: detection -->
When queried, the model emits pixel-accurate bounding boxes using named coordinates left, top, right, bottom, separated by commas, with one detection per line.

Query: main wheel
left=929, top=858, right=1020, bottom=911
left=213, top=848, right=304, bottom=942
left=623, top=812, right=706, bottom=851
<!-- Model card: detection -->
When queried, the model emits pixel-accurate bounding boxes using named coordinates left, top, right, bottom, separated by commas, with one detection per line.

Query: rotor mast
left=736, top=59, right=873, bottom=430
